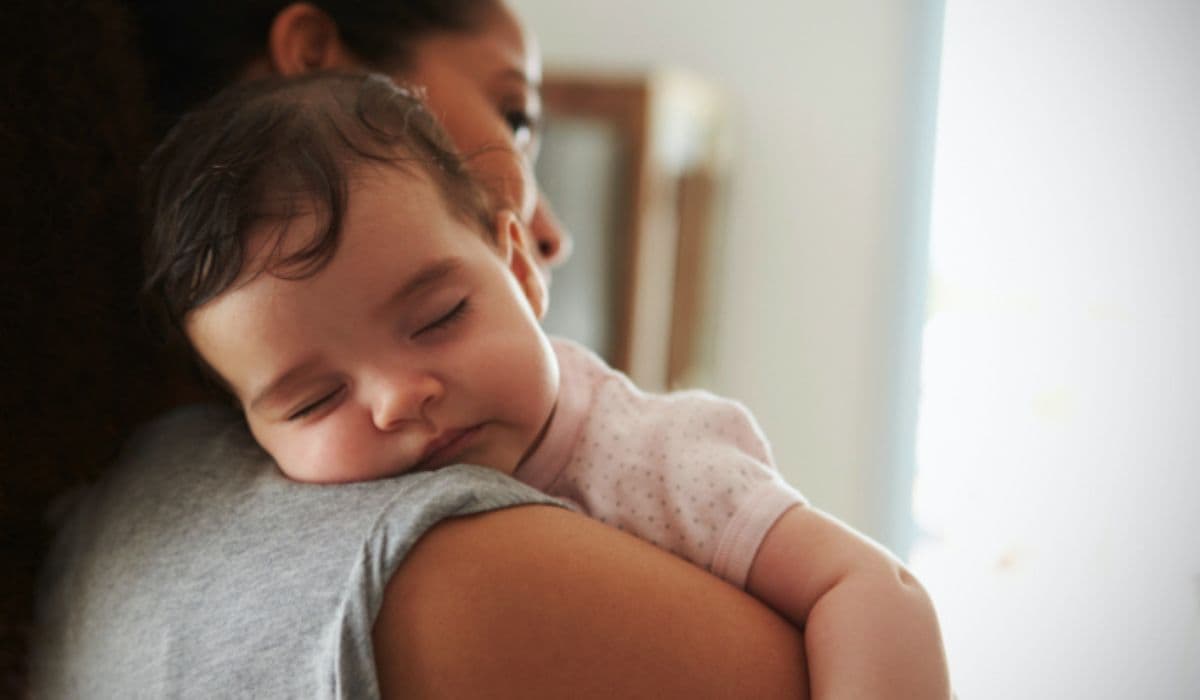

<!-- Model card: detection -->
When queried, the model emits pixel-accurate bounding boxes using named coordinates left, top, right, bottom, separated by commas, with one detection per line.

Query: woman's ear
left=267, top=3, right=358, bottom=76
left=495, top=211, right=548, bottom=320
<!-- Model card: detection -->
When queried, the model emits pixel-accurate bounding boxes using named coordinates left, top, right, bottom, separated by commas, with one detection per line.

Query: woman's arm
left=373, top=505, right=809, bottom=698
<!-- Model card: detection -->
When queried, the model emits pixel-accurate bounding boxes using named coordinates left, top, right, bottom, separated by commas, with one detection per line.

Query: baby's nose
left=371, top=372, right=443, bottom=431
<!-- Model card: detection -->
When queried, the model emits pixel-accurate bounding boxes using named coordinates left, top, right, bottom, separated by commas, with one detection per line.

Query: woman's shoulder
left=99, top=402, right=555, bottom=522
left=31, top=404, right=560, bottom=698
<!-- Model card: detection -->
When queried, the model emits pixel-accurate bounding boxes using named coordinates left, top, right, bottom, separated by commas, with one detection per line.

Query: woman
left=136, top=0, right=570, bottom=274
left=25, top=1, right=810, bottom=696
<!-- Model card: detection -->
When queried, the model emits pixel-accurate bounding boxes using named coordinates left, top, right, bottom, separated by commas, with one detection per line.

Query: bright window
left=909, top=2, right=1200, bottom=697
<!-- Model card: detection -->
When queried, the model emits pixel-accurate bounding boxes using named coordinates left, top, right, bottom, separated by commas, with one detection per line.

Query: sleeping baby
left=142, top=71, right=951, bottom=699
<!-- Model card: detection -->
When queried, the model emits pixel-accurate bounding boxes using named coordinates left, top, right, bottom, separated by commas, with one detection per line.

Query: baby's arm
left=746, top=505, right=951, bottom=699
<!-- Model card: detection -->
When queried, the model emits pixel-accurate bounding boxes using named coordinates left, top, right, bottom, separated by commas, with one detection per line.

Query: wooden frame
left=537, top=71, right=727, bottom=391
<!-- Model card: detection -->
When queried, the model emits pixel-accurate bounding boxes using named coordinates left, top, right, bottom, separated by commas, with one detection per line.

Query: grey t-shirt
left=31, top=404, right=561, bottom=699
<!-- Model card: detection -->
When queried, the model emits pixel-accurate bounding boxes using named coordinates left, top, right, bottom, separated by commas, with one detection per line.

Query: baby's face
left=186, top=167, right=559, bottom=483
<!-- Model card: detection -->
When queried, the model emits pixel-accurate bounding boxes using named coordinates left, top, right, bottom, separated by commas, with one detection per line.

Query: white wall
left=912, top=2, right=1200, bottom=696
left=513, top=0, right=942, bottom=541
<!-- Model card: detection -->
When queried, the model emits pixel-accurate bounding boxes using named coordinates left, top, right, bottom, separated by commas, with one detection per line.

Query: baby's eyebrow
left=249, top=357, right=324, bottom=414
left=375, top=257, right=463, bottom=316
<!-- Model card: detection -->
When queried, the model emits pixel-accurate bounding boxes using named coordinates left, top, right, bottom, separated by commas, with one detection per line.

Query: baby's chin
left=430, top=461, right=518, bottom=476
left=271, top=459, right=413, bottom=485
left=272, top=457, right=509, bottom=484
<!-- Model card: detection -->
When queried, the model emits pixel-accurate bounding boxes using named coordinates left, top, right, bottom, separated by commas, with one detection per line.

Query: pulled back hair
left=125, top=0, right=495, bottom=127
left=142, top=71, right=492, bottom=337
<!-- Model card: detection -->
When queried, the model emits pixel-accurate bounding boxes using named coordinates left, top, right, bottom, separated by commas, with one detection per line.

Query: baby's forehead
left=238, top=168, right=491, bottom=288
left=233, top=165, right=420, bottom=270
left=235, top=205, right=332, bottom=284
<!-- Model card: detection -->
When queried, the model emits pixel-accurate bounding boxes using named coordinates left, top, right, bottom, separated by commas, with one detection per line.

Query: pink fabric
left=515, top=337, right=805, bottom=589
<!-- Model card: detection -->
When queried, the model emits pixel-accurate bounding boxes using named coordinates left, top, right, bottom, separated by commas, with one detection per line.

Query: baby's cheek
left=261, top=423, right=352, bottom=484
left=266, top=434, right=323, bottom=483
left=299, top=423, right=369, bottom=484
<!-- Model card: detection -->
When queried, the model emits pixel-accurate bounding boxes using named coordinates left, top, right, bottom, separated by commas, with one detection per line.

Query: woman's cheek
left=517, top=159, right=539, bottom=224
left=471, top=145, right=534, bottom=218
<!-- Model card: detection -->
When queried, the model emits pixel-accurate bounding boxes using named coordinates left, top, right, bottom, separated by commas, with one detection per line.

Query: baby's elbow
left=863, top=557, right=935, bottom=611
left=895, top=562, right=925, bottom=593
left=885, top=562, right=941, bottom=626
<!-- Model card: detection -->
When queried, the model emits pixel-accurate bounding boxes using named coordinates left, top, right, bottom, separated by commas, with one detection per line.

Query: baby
left=143, top=72, right=949, bottom=698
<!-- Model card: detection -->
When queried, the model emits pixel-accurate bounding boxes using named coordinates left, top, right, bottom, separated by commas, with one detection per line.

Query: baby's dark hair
left=142, top=71, right=493, bottom=338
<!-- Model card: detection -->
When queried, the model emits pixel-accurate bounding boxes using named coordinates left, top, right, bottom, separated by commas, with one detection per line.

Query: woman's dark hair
left=142, top=71, right=492, bottom=338
left=125, top=0, right=494, bottom=128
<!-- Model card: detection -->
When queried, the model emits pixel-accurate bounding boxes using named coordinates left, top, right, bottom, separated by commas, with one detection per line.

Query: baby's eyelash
left=416, top=298, right=469, bottom=337
left=287, top=386, right=343, bottom=421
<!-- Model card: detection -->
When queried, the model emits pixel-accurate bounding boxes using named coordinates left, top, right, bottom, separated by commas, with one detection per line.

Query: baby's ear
left=495, top=211, right=547, bottom=320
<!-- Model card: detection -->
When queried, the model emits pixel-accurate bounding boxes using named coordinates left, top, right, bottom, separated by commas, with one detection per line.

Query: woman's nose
left=370, top=372, right=443, bottom=432
left=530, top=194, right=572, bottom=269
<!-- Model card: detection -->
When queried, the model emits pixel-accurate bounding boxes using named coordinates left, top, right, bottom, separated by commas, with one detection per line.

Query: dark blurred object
left=0, top=0, right=177, bottom=692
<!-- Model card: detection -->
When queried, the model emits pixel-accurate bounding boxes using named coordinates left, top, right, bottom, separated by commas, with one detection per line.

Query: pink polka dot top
left=514, top=337, right=805, bottom=589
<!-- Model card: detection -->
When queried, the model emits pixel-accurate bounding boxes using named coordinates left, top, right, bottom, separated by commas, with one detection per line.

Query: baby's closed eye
left=413, top=298, right=470, bottom=339
left=288, top=385, right=347, bottom=421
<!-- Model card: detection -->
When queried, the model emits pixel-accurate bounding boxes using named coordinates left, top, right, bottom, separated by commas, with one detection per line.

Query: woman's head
left=130, top=1, right=487, bottom=119
left=128, top=0, right=570, bottom=271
